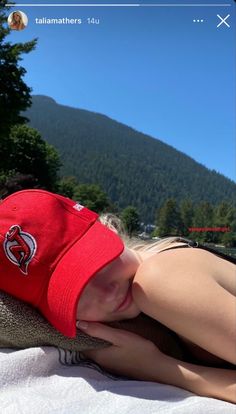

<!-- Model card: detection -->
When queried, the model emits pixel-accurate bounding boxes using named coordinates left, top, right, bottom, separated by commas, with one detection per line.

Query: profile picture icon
left=8, top=11, right=28, bottom=31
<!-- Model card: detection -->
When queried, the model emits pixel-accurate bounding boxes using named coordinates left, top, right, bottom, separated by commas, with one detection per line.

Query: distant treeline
left=25, top=95, right=236, bottom=224
left=1, top=170, right=235, bottom=246
left=153, top=198, right=236, bottom=247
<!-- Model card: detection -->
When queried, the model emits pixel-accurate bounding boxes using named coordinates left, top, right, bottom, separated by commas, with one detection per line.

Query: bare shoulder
left=133, top=247, right=213, bottom=287
left=132, top=246, right=236, bottom=308
left=132, top=248, right=236, bottom=363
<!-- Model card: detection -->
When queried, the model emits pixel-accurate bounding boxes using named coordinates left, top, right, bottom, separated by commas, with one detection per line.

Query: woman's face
left=13, top=13, right=21, bottom=22
left=76, top=247, right=141, bottom=322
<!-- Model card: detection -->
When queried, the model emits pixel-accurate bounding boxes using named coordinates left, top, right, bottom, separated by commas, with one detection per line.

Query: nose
left=92, top=278, right=120, bottom=303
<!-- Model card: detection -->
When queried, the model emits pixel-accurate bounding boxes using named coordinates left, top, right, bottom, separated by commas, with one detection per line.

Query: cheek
left=77, top=307, right=100, bottom=321
left=76, top=291, right=102, bottom=321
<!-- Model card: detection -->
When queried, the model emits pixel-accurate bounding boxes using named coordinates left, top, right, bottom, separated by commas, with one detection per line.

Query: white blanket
left=0, top=347, right=235, bottom=414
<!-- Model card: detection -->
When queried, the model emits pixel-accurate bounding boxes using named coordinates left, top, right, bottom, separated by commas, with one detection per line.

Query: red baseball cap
left=0, top=189, right=124, bottom=337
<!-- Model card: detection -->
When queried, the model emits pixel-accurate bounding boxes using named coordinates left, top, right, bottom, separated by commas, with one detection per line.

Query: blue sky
left=6, top=0, right=236, bottom=181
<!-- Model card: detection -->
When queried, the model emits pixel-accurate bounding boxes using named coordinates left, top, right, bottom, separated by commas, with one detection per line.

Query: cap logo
left=73, top=203, right=84, bottom=212
left=4, top=225, right=37, bottom=275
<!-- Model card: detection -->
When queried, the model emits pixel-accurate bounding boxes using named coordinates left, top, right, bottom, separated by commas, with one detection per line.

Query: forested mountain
left=25, top=95, right=236, bottom=222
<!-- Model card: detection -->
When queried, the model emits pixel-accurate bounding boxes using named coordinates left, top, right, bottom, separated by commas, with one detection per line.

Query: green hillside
left=24, top=95, right=236, bottom=222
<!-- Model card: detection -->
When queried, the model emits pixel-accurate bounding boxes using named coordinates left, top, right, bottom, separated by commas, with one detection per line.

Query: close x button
left=217, top=14, right=230, bottom=28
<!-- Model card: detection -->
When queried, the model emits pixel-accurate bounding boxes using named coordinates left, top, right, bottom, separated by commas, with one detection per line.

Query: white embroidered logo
left=73, top=203, right=84, bottom=212
left=4, top=225, right=37, bottom=275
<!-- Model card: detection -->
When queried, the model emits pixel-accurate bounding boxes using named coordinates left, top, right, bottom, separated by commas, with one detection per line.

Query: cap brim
left=40, top=221, right=124, bottom=337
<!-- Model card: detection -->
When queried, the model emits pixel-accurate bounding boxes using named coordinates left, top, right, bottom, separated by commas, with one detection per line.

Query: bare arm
left=77, top=321, right=236, bottom=404
left=154, top=351, right=236, bottom=404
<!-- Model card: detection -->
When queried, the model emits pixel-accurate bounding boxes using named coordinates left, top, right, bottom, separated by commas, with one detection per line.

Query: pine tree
left=8, top=124, right=61, bottom=191
left=0, top=1, right=37, bottom=152
left=0, top=4, right=62, bottom=192
left=214, top=202, right=234, bottom=227
left=180, top=199, right=194, bottom=236
left=121, top=206, right=140, bottom=238
left=73, top=183, right=111, bottom=213
left=220, top=205, right=236, bottom=247
left=57, top=176, right=79, bottom=199
left=192, top=201, right=215, bottom=243
left=157, top=199, right=183, bottom=237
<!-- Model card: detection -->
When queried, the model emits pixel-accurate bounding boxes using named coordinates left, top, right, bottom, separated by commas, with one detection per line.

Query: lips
left=116, top=285, right=132, bottom=312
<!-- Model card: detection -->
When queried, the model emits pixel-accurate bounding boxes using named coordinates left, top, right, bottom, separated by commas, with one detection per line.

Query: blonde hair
left=10, top=11, right=25, bottom=30
left=98, top=213, right=183, bottom=253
